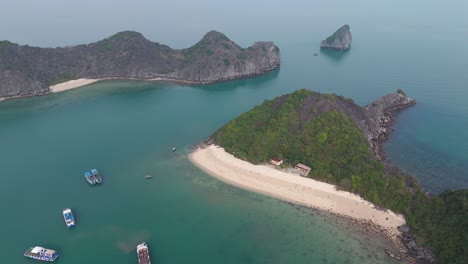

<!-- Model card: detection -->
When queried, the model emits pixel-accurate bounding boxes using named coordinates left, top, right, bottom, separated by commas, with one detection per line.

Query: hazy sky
left=1, top=0, right=467, bottom=48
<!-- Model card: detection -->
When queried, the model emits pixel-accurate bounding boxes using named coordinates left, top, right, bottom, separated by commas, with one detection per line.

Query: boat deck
left=138, top=248, right=151, bottom=264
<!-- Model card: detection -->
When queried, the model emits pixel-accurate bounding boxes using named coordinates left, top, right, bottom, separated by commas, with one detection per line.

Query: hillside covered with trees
left=213, top=89, right=467, bottom=264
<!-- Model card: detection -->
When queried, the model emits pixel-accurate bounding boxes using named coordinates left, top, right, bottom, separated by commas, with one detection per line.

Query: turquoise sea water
left=1, top=0, right=467, bottom=263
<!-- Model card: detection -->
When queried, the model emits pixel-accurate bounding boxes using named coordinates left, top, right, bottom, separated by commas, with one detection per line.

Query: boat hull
left=24, top=254, right=59, bottom=262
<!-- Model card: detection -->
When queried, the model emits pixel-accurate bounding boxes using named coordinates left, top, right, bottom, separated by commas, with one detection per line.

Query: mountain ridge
left=0, top=30, right=280, bottom=98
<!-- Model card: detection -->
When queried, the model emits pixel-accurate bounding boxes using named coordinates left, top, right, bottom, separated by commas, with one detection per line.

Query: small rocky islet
left=0, top=30, right=280, bottom=98
left=320, top=24, right=352, bottom=51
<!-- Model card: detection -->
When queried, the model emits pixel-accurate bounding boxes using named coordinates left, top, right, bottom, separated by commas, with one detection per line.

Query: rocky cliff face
left=320, top=24, right=352, bottom=51
left=363, top=91, right=416, bottom=159
left=0, top=31, right=280, bottom=98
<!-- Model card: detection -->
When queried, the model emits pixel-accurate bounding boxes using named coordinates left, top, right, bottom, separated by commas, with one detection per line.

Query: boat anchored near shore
left=24, top=246, right=59, bottom=262
left=62, top=208, right=75, bottom=228
left=137, top=242, right=151, bottom=264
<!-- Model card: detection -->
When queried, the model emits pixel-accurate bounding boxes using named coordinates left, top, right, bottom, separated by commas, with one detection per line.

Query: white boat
left=62, top=208, right=75, bottom=228
left=172, top=147, right=176, bottom=152
left=91, top=168, right=103, bottom=184
left=24, top=246, right=59, bottom=262
left=137, top=242, right=151, bottom=264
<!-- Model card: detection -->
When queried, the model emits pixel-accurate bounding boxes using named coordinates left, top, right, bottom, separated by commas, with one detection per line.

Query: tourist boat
left=136, top=242, right=151, bottom=264
left=62, top=208, right=75, bottom=228
left=91, top=168, right=102, bottom=184
left=84, top=171, right=96, bottom=185
left=24, top=246, right=59, bottom=262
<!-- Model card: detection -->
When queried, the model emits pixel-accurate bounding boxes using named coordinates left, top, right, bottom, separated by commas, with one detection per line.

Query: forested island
left=211, top=89, right=466, bottom=264
left=0, top=31, right=280, bottom=98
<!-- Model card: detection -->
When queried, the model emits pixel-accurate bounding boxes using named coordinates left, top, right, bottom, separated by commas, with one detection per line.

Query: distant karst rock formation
left=0, top=30, right=281, bottom=98
left=320, top=25, right=352, bottom=51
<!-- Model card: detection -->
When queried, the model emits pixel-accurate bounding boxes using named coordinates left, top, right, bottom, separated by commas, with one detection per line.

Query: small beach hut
left=270, top=157, right=283, bottom=166
left=295, top=163, right=311, bottom=176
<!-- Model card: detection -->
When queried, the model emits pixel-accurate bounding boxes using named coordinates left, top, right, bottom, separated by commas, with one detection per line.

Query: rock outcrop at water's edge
left=362, top=90, right=416, bottom=160
left=320, top=24, right=352, bottom=51
left=397, top=225, right=436, bottom=264
left=0, top=30, right=280, bottom=98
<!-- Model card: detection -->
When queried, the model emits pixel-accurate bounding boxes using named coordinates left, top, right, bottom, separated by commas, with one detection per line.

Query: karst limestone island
left=0, top=30, right=280, bottom=99
left=320, top=24, right=352, bottom=51
left=191, top=89, right=467, bottom=264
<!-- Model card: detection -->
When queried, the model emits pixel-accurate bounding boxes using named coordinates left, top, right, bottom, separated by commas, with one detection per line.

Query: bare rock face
left=0, top=31, right=280, bottom=98
left=320, top=25, right=352, bottom=51
left=362, top=90, right=416, bottom=159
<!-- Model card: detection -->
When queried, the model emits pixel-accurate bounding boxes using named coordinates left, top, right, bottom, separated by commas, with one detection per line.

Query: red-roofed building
left=270, top=157, right=283, bottom=166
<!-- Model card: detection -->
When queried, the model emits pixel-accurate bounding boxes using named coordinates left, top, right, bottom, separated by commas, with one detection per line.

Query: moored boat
left=91, top=168, right=102, bottom=184
left=144, top=175, right=152, bottom=179
left=136, top=242, right=151, bottom=264
left=84, top=171, right=96, bottom=185
left=24, top=246, right=59, bottom=262
left=172, top=147, right=176, bottom=152
left=62, top=208, right=75, bottom=228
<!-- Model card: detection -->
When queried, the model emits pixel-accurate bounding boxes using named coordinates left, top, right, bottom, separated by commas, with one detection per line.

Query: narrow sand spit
left=189, top=145, right=405, bottom=235
left=49, top=78, right=100, bottom=93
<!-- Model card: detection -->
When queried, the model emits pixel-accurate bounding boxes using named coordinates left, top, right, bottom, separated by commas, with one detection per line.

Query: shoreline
left=48, top=76, right=202, bottom=94
left=0, top=66, right=280, bottom=102
left=47, top=68, right=280, bottom=94
left=49, top=78, right=101, bottom=93
left=189, top=144, right=406, bottom=255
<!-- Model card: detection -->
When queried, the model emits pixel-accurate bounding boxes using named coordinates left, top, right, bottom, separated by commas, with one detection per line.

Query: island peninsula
left=0, top=31, right=280, bottom=99
left=190, top=89, right=467, bottom=264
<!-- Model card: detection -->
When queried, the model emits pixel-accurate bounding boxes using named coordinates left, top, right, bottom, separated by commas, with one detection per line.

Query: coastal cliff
left=0, top=31, right=280, bottom=98
left=320, top=25, right=352, bottom=50
left=211, top=89, right=466, bottom=264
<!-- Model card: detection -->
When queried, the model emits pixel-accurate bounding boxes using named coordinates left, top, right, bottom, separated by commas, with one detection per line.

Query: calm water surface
left=1, top=0, right=467, bottom=263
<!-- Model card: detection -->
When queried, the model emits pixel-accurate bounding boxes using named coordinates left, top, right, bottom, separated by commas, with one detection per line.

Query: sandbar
left=189, top=145, right=405, bottom=235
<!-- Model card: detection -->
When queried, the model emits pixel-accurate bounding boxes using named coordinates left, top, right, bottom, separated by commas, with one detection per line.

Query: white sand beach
left=49, top=78, right=101, bottom=93
left=189, top=145, right=406, bottom=234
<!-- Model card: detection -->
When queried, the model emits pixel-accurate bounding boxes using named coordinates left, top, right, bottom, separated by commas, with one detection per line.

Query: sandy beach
left=49, top=78, right=101, bottom=93
left=48, top=76, right=202, bottom=94
left=189, top=145, right=406, bottom=234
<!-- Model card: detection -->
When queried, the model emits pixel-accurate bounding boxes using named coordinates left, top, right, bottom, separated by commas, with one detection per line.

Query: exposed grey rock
left=320, top=25, right=352, bottom=51
left=362, top=91, right=416, bottom=159
left=0, top=30, right=280, bottom=98
left=398, top=225, right=411, bottom=233
left=402, top=231, right=437, bottom=263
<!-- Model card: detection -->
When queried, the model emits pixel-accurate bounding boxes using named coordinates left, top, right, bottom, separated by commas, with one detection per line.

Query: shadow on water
left=319, top=48, right=350, bottom=63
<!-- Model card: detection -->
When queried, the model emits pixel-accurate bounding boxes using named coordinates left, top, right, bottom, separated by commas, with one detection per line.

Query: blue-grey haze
left=0, top=0, right=467, bottom=263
